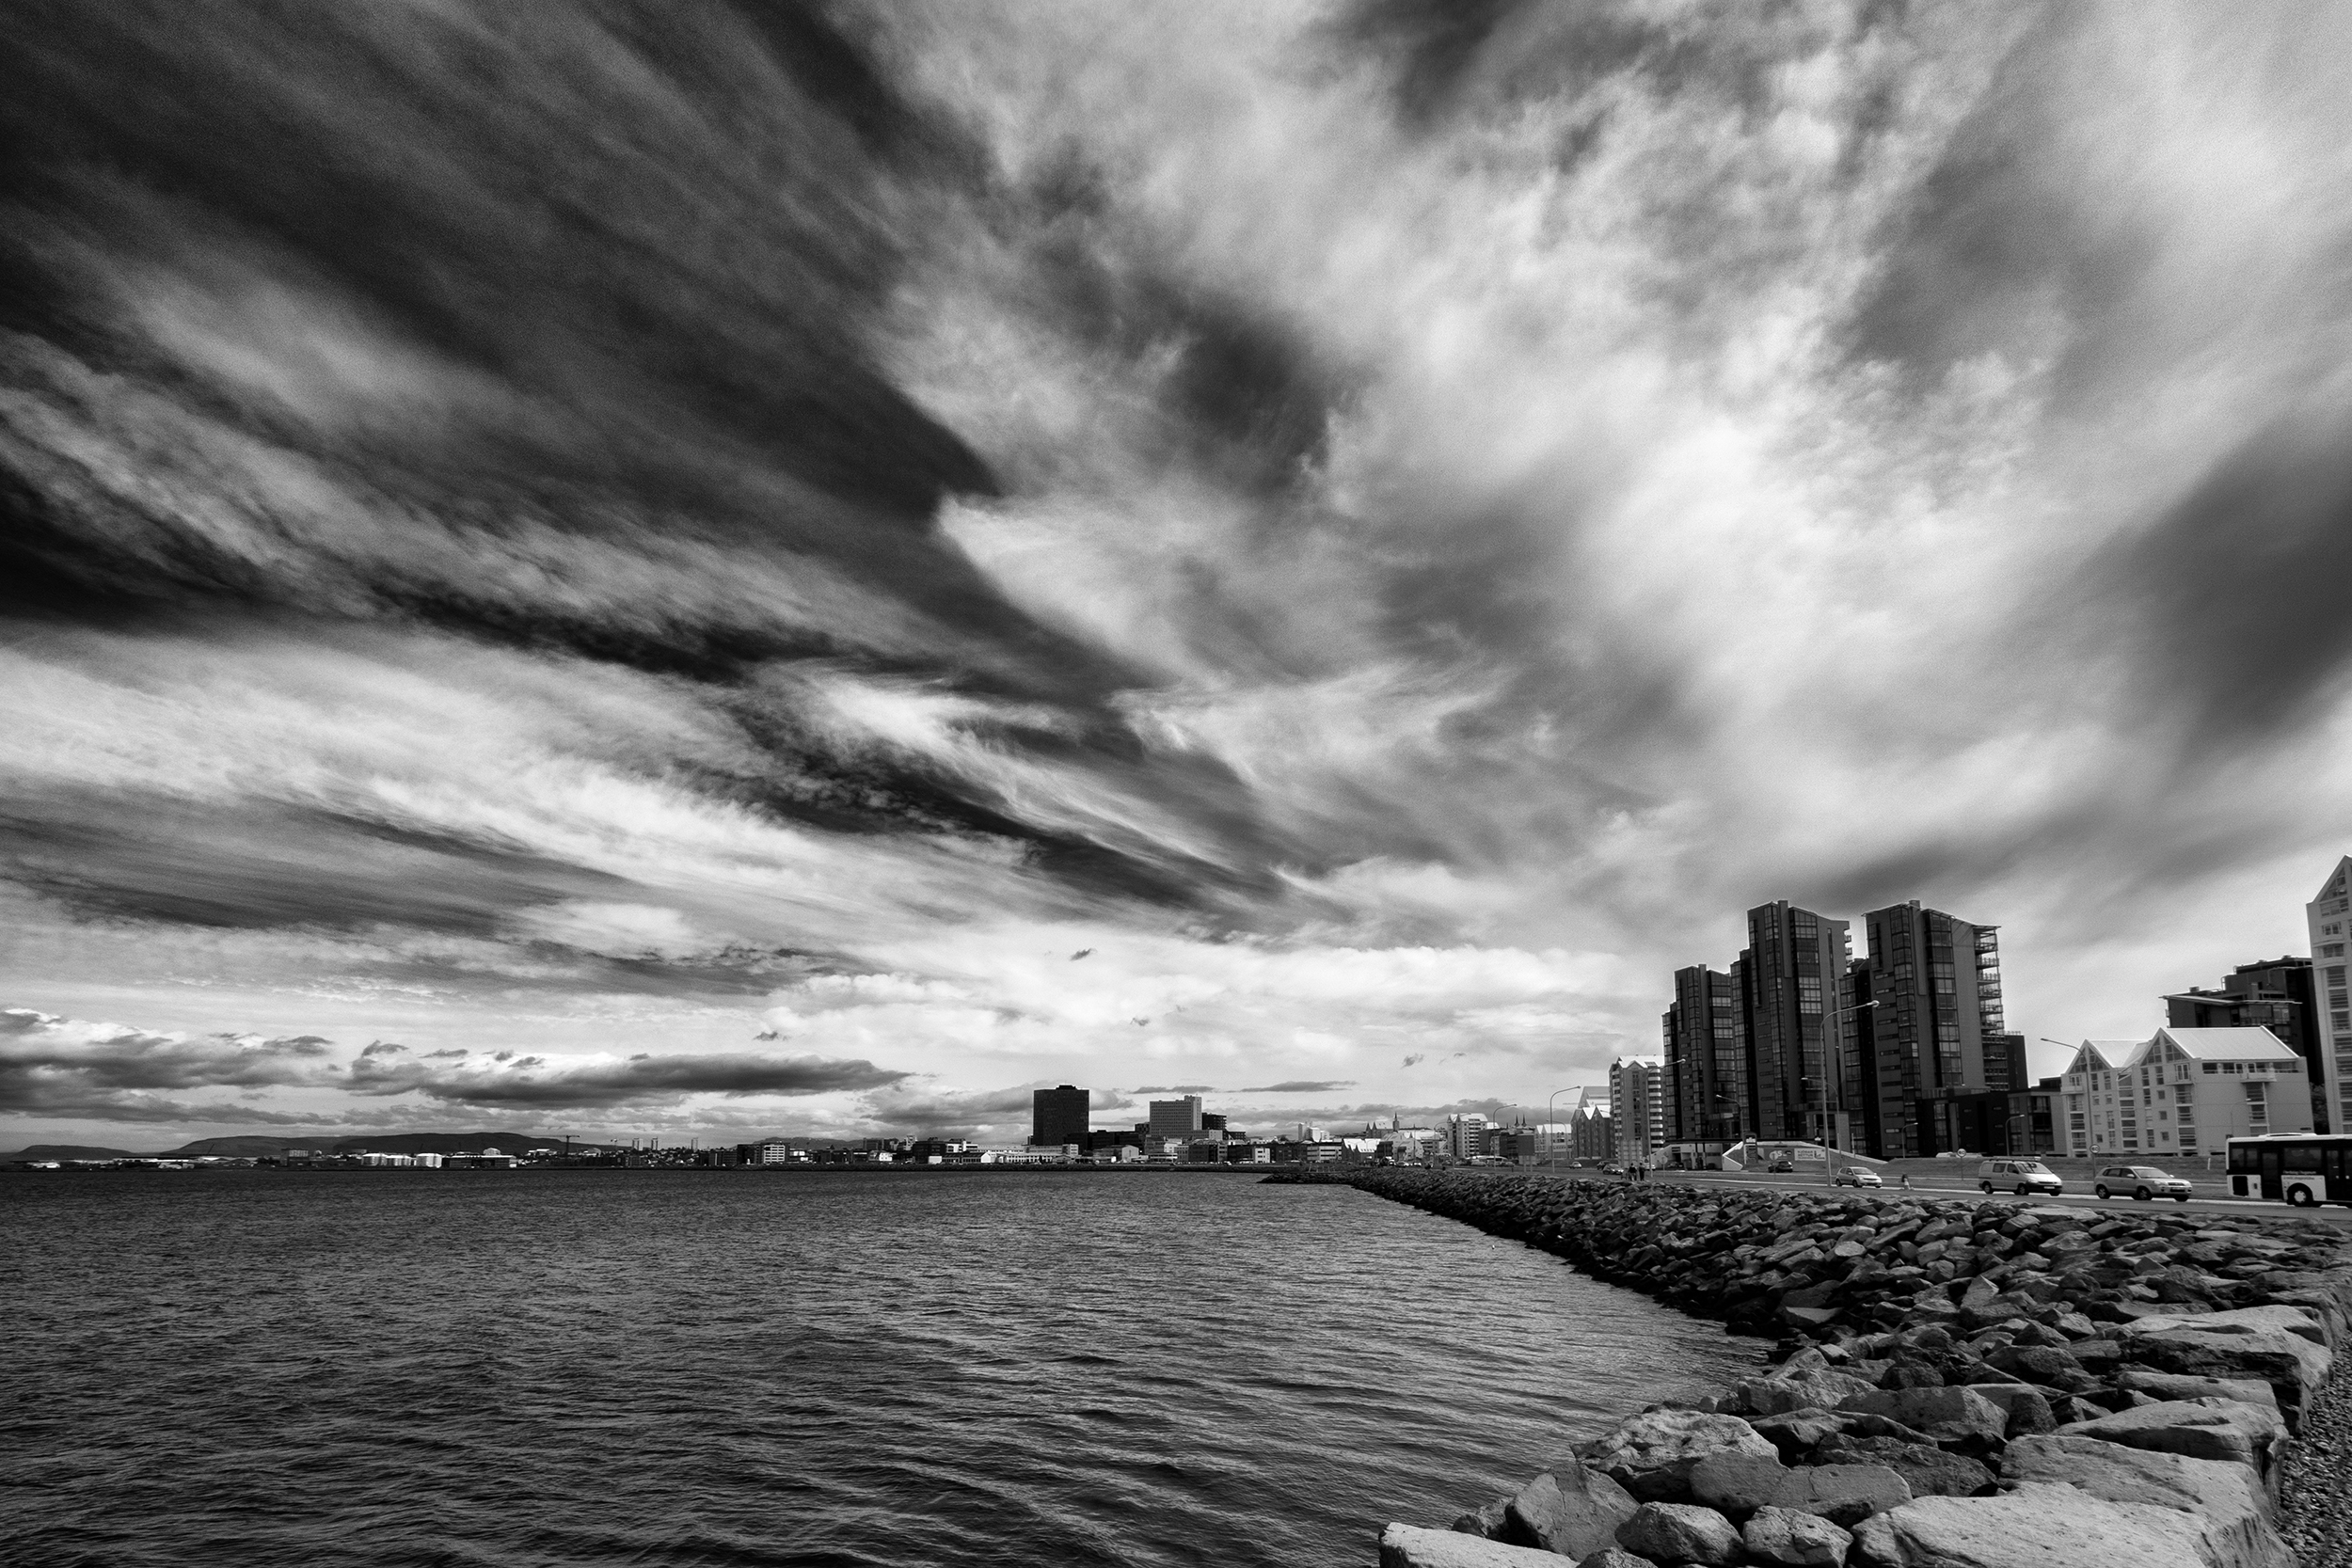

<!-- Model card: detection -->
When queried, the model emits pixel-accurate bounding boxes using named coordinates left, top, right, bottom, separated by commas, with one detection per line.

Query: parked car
left=2093, top=1164, right=2192, bottom=1202
left=1978, top=1158, right=2064, bottom=1196
left=1600, top=1163, right=1625, bottom=1175
left=1833, top=1167, right=1882, bottom=1187
left=1767, top=1159, right=1797, bottom=1174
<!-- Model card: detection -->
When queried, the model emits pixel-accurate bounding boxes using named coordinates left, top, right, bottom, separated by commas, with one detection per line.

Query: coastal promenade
left=1308, top=1170, right=2352, bottom=1568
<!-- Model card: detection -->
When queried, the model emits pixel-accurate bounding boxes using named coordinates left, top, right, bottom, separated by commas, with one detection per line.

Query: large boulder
left=2054, top=1398, right=2286, bottom=1475
left=1580, top=1552, right=1661, bottom=1568
left=2112, top=1370, right=2276, bottom=1413
left=2122, top=1305, right=2326, bottom=1345
left=1743, top=1505, right=1852, bottom=1567
left=2000, top=1435, right=2289, bottom=1568
left=1846, top=1481, right=2219, bottom=1567
left=1960, top=1383, right=2054, bottom=1438
left=1811, top=1437, right=1992, bottom=1498
left=1737, top=1370, right=1882, bottom=1418
left=1688, top=1451, right=1911, bottom=1528
left=1835, top=1387, right=2008, bottom=1448
left=2116, top=1319, right=2332, bottom=1415
left=1497, top=1466, right=1638, bottom=1558
left=1617, top=1502, right=1745, bottom=1567
left=1379, top=1523, right=1578, bottom=1568
left=1583, top=1409, right=1780, bottom=1501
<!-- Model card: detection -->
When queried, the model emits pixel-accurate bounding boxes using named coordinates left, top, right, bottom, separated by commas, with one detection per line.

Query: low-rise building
left=2060, top=1026, right=2314, bottom=1159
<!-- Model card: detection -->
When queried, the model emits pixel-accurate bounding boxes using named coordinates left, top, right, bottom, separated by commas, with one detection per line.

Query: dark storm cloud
left=345, top=1042, right=907, bottom=1108
left=0, top=1006, right=333, bottom=1118
left=2078, top=413, right=2352, bottom=743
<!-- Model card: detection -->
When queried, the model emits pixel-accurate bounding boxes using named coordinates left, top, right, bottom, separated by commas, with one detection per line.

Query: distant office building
left=1200, top=1112, right=1227, bottom=1132
left=1149, top=1096, right=1204, bottom=1141
left=1609, top=1055, right=1665, bottom=1163
left=2310, top=859, right=2352, bottom=1133
left=1743, top=902, right=1852, bottom=1146
left=2061, top=1026, right=2313, bottom=1157
left=1662, top=963, right=1748, bottom=1149
left=1845, top=902, right=2009, bottom=1159
left=1031, top=1085, right=1091, bottom=1148
left=2167, top=956, right=2325, bottom=1132
left=757, top=1139, right=792, bottom=1165
left=1446, top=1113, right=1490, bottom=1160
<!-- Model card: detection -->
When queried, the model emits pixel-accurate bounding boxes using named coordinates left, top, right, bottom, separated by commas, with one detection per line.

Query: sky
left=3, top=0, right=2349, bottom=1150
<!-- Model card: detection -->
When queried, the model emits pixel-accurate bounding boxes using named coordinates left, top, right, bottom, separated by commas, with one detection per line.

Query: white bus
left=2225, top=1133, right=2352, bottom=1207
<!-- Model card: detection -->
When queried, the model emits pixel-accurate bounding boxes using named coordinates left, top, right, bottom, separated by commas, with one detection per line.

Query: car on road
left=1601, top=1163, right=1625, bottom=1175
left=1767, top=1159, right=1796, bottom=1173
left=2093, top=1164, right=2192, bottom=1202
left=1833, top=1167, right=1882, bottom=1187
left=1978, top=1158, right=2064, bottom=1196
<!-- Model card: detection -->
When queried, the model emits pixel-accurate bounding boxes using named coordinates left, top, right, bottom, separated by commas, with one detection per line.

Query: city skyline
left=6, top=7, right=2352, bottom=1150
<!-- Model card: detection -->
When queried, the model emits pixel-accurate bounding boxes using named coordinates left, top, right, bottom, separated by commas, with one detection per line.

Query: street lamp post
left=1812, top=998, right=1881, bottom=1182
left=1546, top=1086, right=1581, bottom=1168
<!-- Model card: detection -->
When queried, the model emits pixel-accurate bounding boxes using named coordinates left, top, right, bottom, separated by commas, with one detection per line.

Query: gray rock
left=1961, top=1382, right=2054, bottom=1437
left=1744, top=1504, right=1852, bottom=1567
left=1835, top=1386, right=2008, bottom=1447
left=2113, top=1369, right=2277, bottom=1413
left=2056, top=1397, right=2286, bottom=1475
left=2001, top=1435, right=2289, bottom=1568
left=2118, top=1319, right=2332, bottom=1414
left=1737, top=1370, right=1881, bottom=1418
left=2123, top=1305, right=2326, bottom=1345
left=1617, top=1502, right=1745, bottom=1567
left=1499, top=1466, right=1637, bottom=1557
left=1582, top=1408, right=1780, bottom=1501
left=1845, top=1481, right=2220, bottom=1567
left=1580, top=1552, right=1661, bottom=1568
left=1813, top=1437, right=1993, bottom=1498
left=1751, top=1408, right=1849, bottom=1462
left=1688, top=1450, right=1910, bottom=1528
left=1379, top=1523, right=1577, bottom=1568
left=1450, top=1497, right=1510, bottom=1538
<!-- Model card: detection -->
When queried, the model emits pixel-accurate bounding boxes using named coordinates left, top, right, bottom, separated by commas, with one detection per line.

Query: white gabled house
left=2058, top=1026, right=2312, bottom=1160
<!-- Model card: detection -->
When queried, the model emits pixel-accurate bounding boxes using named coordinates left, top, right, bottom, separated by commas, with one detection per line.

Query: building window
left=2203, top=1063, right=2218, bottom=1074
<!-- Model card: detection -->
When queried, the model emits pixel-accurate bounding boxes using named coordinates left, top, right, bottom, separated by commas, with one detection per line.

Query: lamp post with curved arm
left=1546, top=1086, right=1581, bottom=1168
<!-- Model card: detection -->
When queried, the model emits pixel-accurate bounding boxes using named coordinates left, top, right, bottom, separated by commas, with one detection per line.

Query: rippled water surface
left=4, top=1171, right=1760, bottom=1568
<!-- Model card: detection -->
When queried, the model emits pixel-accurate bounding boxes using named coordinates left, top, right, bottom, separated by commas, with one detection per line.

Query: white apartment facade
left=2060, top=1026, right=2313, bottom=1159
left=1609, top=1055, right=1666, bottom=1164
left=2312, top=857, right=2351, bottom=1132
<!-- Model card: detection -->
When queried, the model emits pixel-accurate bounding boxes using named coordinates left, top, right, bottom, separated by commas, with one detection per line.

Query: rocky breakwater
left=1353, top=1172, right=2352, bottom=1568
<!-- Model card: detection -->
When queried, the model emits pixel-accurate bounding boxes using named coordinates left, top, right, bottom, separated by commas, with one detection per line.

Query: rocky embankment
left=1341, top=1172, right=2352, bottom=1568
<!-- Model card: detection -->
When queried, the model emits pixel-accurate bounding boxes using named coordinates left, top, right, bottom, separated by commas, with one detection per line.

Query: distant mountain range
left=7, top=1132, right=626, bottom=1161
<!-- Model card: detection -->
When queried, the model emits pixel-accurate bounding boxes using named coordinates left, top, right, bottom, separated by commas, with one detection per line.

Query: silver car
left=2093, top=1164, right=2192, bottom=1202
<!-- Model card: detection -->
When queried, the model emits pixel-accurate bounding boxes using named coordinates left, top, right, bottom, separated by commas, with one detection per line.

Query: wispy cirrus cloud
left=5, top=2, right=2351, bottom=1146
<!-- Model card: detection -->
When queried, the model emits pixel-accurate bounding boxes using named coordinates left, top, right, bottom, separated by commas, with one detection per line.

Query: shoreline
left=1299, top=1169, right=2347, bottom=1567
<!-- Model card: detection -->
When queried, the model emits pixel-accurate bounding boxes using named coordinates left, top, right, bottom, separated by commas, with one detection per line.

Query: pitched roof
left=2154, top=1025, right=2302, bottom=1062
left=2069, top=1038, right=2148, bottom=1072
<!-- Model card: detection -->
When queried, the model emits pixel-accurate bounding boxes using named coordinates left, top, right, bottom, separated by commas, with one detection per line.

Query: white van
left=1978, top=1158, right=2063, bottom=1196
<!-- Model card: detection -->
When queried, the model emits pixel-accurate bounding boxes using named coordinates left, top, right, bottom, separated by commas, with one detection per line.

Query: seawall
left=1320, top=1171, right=2352, bottom=1568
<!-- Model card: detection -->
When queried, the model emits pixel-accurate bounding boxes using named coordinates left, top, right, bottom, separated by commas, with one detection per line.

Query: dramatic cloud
left=4, top=2, right=2350, bottom=1141
left=0, top=1006, right=333, bottom=1120
left=344, top=1041, right=908, bottom=1109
